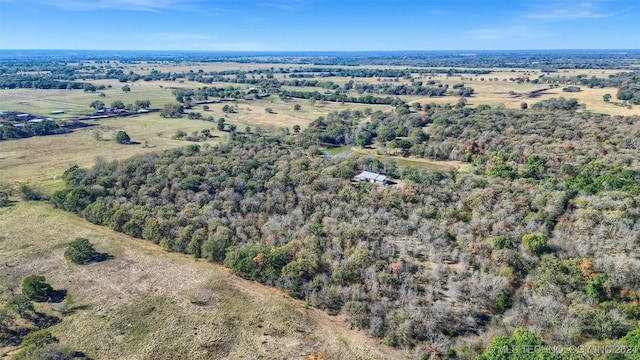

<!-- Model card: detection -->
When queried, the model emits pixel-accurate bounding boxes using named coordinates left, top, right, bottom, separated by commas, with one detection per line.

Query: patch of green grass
left=0, top=113, right=223, bottom=195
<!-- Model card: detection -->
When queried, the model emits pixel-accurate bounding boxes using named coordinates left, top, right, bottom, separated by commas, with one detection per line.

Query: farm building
left=354, top=171, right=389, bottom=185
left=51, top=110, right=65, bottom=115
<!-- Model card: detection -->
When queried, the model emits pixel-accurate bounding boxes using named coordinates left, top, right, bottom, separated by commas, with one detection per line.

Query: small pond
left=324, top=145, right=352, bottom=158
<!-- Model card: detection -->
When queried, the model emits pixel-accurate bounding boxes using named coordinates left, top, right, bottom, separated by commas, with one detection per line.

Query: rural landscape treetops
left=2, top=0, right=640, bottom=359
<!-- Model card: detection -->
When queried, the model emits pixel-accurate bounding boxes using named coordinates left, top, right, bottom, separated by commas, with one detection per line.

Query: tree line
left=0, top=120, right=68, bottom=141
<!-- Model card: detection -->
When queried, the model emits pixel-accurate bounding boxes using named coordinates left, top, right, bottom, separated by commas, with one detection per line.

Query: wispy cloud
left=40, top=0, right=201, bottom=12
left=527, top=9, right=616, bottom=20
left=525, top=1, right=624, bottom=20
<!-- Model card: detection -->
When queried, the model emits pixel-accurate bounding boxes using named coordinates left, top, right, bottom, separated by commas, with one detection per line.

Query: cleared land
left=193, top=99, right=390, bottom=129
left=0, top=83, right=175, bottom=116
left=0, top=114, right=224, bottom=194
left=408, top=70, right=640, bottom=116
left=0, top=201, right=401, bottom=359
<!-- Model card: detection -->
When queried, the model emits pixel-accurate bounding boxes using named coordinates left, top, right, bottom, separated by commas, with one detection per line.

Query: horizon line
left=1, top=48, right=640, bottom=53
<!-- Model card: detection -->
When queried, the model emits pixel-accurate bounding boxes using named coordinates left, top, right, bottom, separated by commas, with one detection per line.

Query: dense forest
left=50, top=101, right=640, bottom=358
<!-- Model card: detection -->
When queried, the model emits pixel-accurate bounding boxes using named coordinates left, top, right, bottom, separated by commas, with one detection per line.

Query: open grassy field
left=115, top=61, right=466, bottom=75
left=0, top=113, right=224, bottom=194
left=193, top=98, right=391, bottom=129
left=0, top=84, right=175, bottom=117
left=117, top=62, right=308, bottom=74
left=408, top=71, right=640, bottom=116
left=0, top=201, right=401, bottom=359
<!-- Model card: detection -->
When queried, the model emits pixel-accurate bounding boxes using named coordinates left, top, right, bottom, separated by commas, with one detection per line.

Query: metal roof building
left=354, top=171, right=388, bottom=185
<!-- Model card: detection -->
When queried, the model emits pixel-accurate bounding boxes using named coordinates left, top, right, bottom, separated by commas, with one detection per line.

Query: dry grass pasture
left=406, top=72, right=640, bottom=116
left=0, top=82, right=176, bottom=116
left=0, top=114, right=224, bottom=194
left=0, top=201, right=401, bottom=359
left=193, top=99, right=391, bottom=129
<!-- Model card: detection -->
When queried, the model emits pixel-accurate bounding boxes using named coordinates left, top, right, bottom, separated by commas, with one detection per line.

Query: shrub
left=562, top=86, right=581, bottom=92
left=160, top=103, right=184, bottom=118
left=184, top=144, right=201, bottom=156
left=22, top=275, right=54, bottom=302
left=187, top=112, right=202, bottom=119
left=575, top=306, right=630, bottom=340
left=14, top=330, right=69, bottom=360
left=522, top=233, right=549, bottom=256
left=585, top=273, right=610, bottom=302
left=64, top=237, right=100, bottom=264
left=495, top=293, right=512, bottom=314
left=623, top=329, right=640, bottom=350
left=0, top=191, right=10, bottom=207
left=478, top=328, right=551, bottom=360
left=492, top=235, right=513, bottom=249
left=173, top=129, right=187, bottom=139
left=7, top=295, right=35, bottom=319
left=21, top=330, right=58, bottom=348
left=18, top=184, right=41, bottom=200
left=115, top=130, right=131, bottom=144
left=34, top=343, right=75, bottom=360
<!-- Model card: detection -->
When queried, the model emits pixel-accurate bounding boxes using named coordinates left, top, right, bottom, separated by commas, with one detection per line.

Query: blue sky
left=0, top=0, right=638, bottom=51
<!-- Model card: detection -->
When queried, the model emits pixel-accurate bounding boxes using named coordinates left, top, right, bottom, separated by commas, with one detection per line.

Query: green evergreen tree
left=22, top=275, right=54, bottom=302
left=115, top=131, right=131, bottom=144
left=64, top=237, right=100, bottom=264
